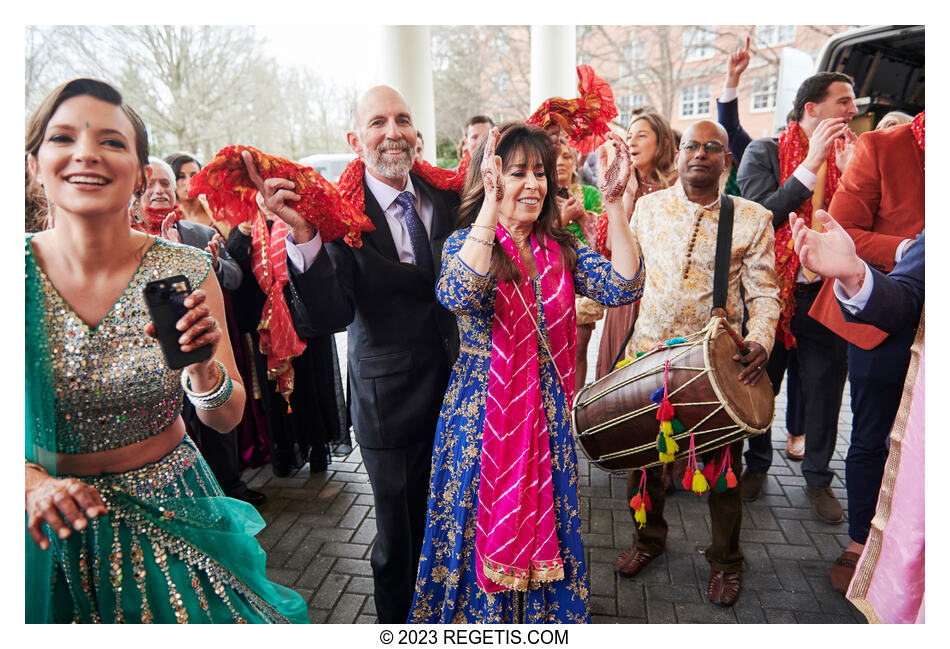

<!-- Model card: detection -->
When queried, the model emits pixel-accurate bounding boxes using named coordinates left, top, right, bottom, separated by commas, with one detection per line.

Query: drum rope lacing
left=573, top=319, right=759, bottom=470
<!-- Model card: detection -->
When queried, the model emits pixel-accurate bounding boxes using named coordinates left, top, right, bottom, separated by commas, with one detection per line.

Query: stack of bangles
left=180, top=360, right=233, bottom=410
left=468, top=223, right=496, bottom=248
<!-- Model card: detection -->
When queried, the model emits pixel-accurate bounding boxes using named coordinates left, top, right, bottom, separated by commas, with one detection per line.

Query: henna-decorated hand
left=598, top=133, right=631, bottom=204
left=26, top=470, right=108, bottom=549
left=481, top=127, right=504, bottom=203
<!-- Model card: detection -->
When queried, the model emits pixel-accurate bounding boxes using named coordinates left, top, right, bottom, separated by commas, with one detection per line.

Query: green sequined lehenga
left=25, top=236, right=308, bottom=624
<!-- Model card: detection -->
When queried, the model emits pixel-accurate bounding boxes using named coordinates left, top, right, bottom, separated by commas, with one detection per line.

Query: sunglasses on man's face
left=680, top=140, right=727, bottom=155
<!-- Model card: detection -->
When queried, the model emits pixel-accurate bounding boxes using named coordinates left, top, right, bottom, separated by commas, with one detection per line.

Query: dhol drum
left=573, top=318, right=774, bottom=473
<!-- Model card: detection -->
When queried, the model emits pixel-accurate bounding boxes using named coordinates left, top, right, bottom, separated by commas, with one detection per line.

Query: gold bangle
left=471, top=223, right=495, bottom=232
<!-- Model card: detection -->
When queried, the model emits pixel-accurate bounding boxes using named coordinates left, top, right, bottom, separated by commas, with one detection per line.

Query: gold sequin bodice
left=27, top=237, right=211, bottom=454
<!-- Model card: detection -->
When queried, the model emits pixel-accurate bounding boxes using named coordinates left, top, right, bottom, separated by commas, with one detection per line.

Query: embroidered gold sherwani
left=625, top=182, right=781, bottom=357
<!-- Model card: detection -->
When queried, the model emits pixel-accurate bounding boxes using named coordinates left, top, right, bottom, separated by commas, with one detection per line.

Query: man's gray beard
left=363, top=140, right=413, bottom=180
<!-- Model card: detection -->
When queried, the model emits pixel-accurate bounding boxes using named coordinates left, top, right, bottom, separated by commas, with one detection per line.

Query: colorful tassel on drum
left=629, top=470, right=651, bottom=528
left=653, top=360, right=679, bottom=463
left=704, top=446, right=739, bottom=493
left=683, top=433, right=709, bottom=495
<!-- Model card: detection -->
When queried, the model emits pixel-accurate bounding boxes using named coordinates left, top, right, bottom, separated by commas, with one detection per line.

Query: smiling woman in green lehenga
left=24, top=78, right=308, bottom=623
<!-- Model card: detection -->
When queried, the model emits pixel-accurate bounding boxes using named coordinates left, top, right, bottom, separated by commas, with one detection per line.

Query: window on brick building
left=751, top=75, right=778, bottom=112
left=680, top=84, right=711, bottom=118
left=683, top=26, right=716, bottom=61
left=620, top=38, right=646, bottom=77
left=755, top=25, right=796, bottom=47
left=618, top=93, right=645, bottom=126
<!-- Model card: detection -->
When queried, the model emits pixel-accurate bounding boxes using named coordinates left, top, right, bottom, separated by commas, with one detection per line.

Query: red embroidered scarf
left=911, top=111, right=925, bottom=155
left=334, top=152, right=471, bottom=214
left=476, top=226, right=575, bottom=593
left=137, top=204, right=183, bottom=235
left=189, top=145, right=372, bottom=402
left=774, top=121, right=841, bottom=349
left=249, top=213, right=305, bottom=403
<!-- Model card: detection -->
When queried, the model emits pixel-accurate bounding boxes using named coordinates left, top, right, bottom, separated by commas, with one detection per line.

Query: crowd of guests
left=26, top=36, right=923, bottom=625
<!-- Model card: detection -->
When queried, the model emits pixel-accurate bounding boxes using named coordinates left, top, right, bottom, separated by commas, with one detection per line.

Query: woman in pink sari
left=408, top=123, right=643, bottom=622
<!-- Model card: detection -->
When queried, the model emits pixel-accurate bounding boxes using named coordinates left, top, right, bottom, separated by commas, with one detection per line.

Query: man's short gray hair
left=147, top=156, right=175, bottom=183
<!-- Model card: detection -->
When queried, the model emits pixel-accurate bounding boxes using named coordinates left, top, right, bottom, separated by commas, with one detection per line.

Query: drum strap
left=712, top=193, right=734, bottom=315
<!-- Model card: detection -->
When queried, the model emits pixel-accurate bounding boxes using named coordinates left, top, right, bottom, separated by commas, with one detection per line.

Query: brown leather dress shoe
left=707, top=570, right=742, bottom=607
left=614, top=545, right=657, bottom=578
left=830, top=550, right=860, bottom=593
left=785, top=434, right=805, bottom=461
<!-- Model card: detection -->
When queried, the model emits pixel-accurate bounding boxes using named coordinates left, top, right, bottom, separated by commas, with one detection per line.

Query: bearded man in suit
left=246, top=85, right=460, bottom=623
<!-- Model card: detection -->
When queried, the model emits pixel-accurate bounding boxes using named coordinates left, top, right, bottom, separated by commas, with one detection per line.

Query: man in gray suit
left=142, top=157, right=265, bottom=506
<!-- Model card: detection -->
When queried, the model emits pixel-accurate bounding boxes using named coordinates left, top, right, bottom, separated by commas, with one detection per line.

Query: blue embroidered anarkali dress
left=408, top=229, right=643, bottom=623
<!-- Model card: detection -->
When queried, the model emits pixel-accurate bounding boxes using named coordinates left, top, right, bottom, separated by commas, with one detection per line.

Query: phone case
left=142, top=275, right=214, bottom=370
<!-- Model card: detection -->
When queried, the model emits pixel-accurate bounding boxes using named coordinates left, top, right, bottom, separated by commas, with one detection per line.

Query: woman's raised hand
left=26, top=471, right=108, bottom=549
left=481, top=127, right=504, bottom=203
left=598, top=133, right=631, bottom=204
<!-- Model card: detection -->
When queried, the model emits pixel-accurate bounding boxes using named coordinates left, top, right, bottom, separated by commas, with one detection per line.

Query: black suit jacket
left=287, top=173, right=461, bottom=450
left=842, top=230, right=924, bottom=335
left=175, top=220, right=242, bottom=291
left=737, top=137, right=812, bottom=231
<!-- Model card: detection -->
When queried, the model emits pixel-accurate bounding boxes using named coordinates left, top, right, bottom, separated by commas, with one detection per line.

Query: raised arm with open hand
left=790, top=209, right=865, bottom=296
left=726, top=36, right=751, bottom=87
left=597, top=133, right=641, bottom=280
left=458, top=127, right=503, bottom=277
left=481, top=127, right=504, bottom=204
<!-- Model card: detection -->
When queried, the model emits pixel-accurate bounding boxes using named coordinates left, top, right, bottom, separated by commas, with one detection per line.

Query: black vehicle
left=816, top=25, right=924, bottom=133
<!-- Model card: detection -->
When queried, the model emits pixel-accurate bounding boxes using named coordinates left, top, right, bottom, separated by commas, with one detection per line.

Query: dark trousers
left=631, top=442, right=744, bottom=572
left=744, top=286, right=847, bottom=486
left=361, top=440, right=433, bottom=623
left=182, top=400, right=244, bottom=493
left=845, top=330, right=913, bottom=544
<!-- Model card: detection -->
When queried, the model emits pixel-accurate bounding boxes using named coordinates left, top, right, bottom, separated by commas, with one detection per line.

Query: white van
left=298, top=152, right=357, bottom=183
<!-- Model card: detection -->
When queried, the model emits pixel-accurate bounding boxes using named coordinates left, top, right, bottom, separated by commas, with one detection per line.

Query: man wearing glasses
left=613, top=120, right=780, bottom=607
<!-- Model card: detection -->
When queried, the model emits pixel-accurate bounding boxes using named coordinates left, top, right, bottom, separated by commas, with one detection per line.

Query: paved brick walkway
left=245, top=330, right=866, bottom=624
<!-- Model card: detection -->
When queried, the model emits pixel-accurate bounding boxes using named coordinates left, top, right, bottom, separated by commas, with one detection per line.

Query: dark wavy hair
left=164, top=152, right=202, bottom=179
left=26, top=78, right=150, bottom=196
left=791, top=72, right=854, bottom=122
left=457, top=122, right=577, bottom=283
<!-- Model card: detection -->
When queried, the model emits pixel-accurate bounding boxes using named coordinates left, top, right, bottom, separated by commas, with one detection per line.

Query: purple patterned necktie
left=394, top=191, right=433, bottom=274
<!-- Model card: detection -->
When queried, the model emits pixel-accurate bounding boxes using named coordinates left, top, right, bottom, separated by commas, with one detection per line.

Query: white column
left=379, top=25, right=436, bottom=162
left=530, top=26, right=577, bottom=112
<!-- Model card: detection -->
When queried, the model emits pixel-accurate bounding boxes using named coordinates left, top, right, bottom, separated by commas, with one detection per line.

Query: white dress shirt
left=834, top=262, right=874, bottom=315
left=285, top=170, right=434, bottom=273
